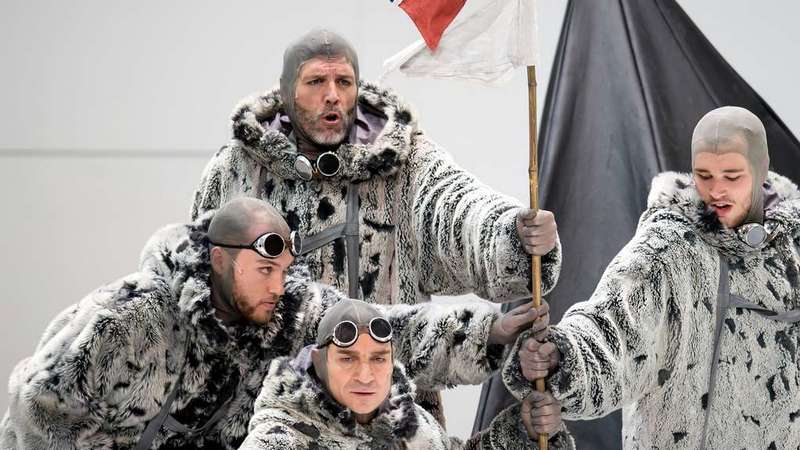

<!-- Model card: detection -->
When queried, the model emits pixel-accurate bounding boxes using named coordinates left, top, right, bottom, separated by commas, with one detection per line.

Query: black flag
left=472, top=0, right=800, bottom=448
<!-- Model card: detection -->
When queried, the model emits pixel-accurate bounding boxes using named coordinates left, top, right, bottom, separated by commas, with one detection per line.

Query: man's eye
left=372, top=357, right=386, bottom=363
left=696, top=174, right=711, bottom=180
left=338, top=79, right=352, bottom=87
left=260, top=267, right=273, bottom=275
left=339, top=357, right=352, bottom=363
left=308, top=79, right=322, bottom=85
left=725, top=176, right=741, bottom=181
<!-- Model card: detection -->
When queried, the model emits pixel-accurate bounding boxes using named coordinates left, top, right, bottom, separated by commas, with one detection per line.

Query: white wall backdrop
left=1, top=0, right=798, bottom=440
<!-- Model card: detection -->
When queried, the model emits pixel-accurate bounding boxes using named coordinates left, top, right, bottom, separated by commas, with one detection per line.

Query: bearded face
left=292, top=56, right=357, bottom=147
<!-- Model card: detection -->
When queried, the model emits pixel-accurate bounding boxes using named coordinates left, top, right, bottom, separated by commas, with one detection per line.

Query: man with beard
left=504, top=107, right=800, bottom=449
left=191, top=29, right=561, bottom=422
left=240, top=298, right=574, bottom=450
left=1, top=197, right=547, bottom=450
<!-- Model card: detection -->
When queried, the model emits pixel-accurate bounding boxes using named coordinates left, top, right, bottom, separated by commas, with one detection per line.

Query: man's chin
left=310, top=130, right=348, bottom=147
left=246, top=310, right=274, bottom=325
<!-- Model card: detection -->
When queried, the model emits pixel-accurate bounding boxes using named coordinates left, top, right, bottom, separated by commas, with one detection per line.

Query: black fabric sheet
left=472, top=1, right=800, bottom=448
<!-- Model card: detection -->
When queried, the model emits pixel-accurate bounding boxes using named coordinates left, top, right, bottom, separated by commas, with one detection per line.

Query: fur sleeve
left=239, top=412, right=308, bottom=450
left=406, top=134, right=561, bottom=302
left=503, top=222, right=684, bottom=420
left=2, top=273, right=179, bottom=449
left=464, top=403, right=576, bottom=450
left=380, top=301, right=505, bottom=390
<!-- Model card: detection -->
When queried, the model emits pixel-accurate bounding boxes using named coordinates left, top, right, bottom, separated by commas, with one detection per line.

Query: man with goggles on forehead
left=3, top=197, right=550, bottom=449
left=192, top=26, right=562, bottom=426
left=241, top=298, right=574, bottom=449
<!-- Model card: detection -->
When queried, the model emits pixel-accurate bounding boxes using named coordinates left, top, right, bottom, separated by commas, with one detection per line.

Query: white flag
left=383, top=0, right=538, bottom=85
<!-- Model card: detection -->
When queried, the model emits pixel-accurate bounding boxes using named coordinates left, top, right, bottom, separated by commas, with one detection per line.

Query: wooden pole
left=520, top=65, right=548, bottom=449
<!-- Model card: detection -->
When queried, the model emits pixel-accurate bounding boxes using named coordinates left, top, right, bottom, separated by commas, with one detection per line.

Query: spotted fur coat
left=191, top=81, right=561, bottom=306
left=503, top=171, right=800, bottom=449
left=239, top=346, right=575, bottom=450
left=0, top=213, right=513, bottom=450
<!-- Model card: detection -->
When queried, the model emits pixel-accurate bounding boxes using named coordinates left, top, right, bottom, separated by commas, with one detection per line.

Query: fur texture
left=191, top=81, right=561, bottom=306
left=239, top=347, right=575, bottom=450
left=503, top=171, right=800, bottom=449
left=1, top=213, right=512, bottom=449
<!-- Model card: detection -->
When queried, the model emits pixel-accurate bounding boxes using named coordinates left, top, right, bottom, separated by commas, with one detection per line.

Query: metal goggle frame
left=321, top=317, right=393, bottom=348
left=294, top=151, right=341, bottom=181
left=209, top=230, right=301, bottom=258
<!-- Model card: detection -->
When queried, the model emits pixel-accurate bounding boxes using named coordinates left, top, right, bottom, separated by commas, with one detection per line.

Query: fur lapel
left=258, top=346, right=420, bottom=443
left=642, top=171, right=800, bottom=257
left=227, top=81, right=416, bottom=182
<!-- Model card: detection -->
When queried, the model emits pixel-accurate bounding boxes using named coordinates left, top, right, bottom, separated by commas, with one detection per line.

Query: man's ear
left=210, top=246, right=224, bottom=275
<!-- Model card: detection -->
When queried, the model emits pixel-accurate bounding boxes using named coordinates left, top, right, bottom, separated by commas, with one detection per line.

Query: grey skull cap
left=279, top=29, right=360, bottom=123
left=691, top=106, right=770, bottom=224
left=315, top=298, right=388, bottom=348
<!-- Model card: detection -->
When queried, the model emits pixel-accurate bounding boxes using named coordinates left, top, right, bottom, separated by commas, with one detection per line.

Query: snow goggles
left=209, top=231, right=301, bottom=258
left=320, top=317, right=393, bottom=348
left=294, top=151, right=341, bottom=181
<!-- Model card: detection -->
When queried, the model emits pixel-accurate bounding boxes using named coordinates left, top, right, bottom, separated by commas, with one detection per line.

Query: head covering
left=312, top=298, right=390, bottom=386
left=691, top=106, right=770, bottom=224
left=279, top=29, right=359, bottom=150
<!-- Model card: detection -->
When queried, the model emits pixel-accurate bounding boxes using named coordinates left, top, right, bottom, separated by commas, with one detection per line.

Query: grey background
left=1, top=0, right=798, bottom=440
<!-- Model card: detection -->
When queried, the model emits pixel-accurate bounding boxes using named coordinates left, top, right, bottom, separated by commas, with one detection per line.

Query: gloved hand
left=519, top=335, right=561, bottom=380
left=516, top=208, right=558, bottom=256
left=524, top=390, right=563, bottom=436
left=488, top=301, right=550, bottom=346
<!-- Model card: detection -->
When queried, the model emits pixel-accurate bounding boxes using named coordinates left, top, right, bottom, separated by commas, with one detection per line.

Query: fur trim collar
left=642, top=171, right=800, bottom=257
left=228, top=81, right=416, bottom=182
left=258, top=346, right=420, bottom=443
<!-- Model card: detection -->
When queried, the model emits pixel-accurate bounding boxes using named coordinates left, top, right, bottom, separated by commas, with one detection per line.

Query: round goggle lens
left=369, top=318, right=392, bottom=341
left=317, top=152, right=341, bottom=177
left=261, top=233, right=286, bottom=257
left=294, top=156, right=314, bottom=181
left=289, top=231, right=302, bottom=256
left=333, top=321, right=359, bottom=346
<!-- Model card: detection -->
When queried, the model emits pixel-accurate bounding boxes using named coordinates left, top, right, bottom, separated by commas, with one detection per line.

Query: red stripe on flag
left=399, top=0, right=466, bottom=51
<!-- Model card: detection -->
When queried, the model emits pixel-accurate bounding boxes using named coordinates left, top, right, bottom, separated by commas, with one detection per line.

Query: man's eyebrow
left=301, top=72, right=327, bottom=79
left=255, top=257, right=280, bottom=267
left=370, top=350, right=391, bottom=357
left=722, top=169, right=745, bottom=173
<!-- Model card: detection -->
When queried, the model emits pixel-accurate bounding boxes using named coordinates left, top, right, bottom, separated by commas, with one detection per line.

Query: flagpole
left=520, top=65, right=549, bottom=450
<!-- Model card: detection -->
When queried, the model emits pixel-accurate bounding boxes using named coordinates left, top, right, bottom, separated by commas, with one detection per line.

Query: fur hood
left=245, top=346, right=577, bottom=450
left=641, top=171, right=800, bottom=257
left=226, top=81, right=417, bottom=182
left=253, top=346, right=422, bottom=446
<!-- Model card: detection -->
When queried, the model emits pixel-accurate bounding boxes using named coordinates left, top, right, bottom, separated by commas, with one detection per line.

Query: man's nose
left=708, top=180, right=726, bottom=198
left=354, top=362, right=375, bottom=384
left=267, top=275, right=285, bottom=297
left=323, top=80, right=340, bottom=105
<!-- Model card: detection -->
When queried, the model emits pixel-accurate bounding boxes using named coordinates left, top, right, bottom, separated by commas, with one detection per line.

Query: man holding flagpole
left=191, top=28, right=561, bottom=425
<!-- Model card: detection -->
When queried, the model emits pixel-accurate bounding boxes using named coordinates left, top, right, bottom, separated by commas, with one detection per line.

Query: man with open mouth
left=191, top=27, right=563, bottom=426
left=504, top=106, right=800, bottom=449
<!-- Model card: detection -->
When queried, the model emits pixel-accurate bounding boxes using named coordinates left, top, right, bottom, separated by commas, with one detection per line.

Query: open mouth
left=322, top=111, right=341, bottom=125
left=710, top=202, right=733, bottom=215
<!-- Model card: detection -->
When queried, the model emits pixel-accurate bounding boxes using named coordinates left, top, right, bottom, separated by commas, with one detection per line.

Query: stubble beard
left=295, top=103, right=355, bottom=147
